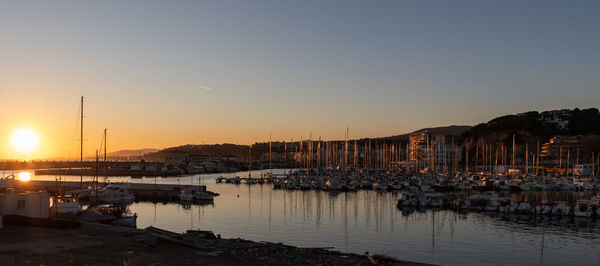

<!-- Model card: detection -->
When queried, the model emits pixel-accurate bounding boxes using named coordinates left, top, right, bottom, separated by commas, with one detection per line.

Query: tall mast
left=248, top=144, right=252, bottom=178
left=284, top=141, right=287, bottom=176
left=525, top=143, right=529, bottom=175
left=95, top=150, right=98, bottom=203
left=80, top=96, right=84, bottom=189
left=537, top=141, right=540, bottom=176
left=344, top=127, right=348, bottom=175
left=559, top=146, right=562, bottom=172
left=512, top=134, right=516, bottom=170
left=103, top=129, right=107, bottom=185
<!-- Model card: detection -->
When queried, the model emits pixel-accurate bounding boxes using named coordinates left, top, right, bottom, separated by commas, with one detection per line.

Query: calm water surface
left=27, top=170, right=600, bottom=265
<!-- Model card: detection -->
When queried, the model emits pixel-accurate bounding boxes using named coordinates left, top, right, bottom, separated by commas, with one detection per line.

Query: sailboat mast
left=344, top=127, right=348, bottom=175
left=512, top=134, right=516, bottom=171
left=95, top=150, right=99, bottom=204
left=526, top=143, right=529, bottom=175
left=284, top=141, right=287, bottom=176
left=248, top=144, right=252, bottom=178
left=80, top=96, right=84, bottom=190
left=103, top=129, right=107, bottom=185
left=269, top=134, right=272, bottom=171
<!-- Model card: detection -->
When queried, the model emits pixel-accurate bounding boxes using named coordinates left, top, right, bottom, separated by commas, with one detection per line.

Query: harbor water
left=28, top=169, right=600, bottom=265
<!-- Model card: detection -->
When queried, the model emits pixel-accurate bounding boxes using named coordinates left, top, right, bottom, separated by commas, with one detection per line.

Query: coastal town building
left=164, top=152, right=189, bottom=167
left=573, top=164, right=594, bottom=176
left=409, top=132, right=462, bottom=171
left=539, top=109, right=570, bottom=130
left=408, top=131, right=428, bottom=161
left=541, top=136, right=587, bottom=166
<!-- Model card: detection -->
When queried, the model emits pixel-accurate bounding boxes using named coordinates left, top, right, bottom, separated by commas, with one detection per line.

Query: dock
left=12, top=180, right=202, bottom=201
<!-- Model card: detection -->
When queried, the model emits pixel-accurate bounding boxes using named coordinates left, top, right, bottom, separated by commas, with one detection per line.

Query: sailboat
left=77, top=129, right=135, bottom=204
left=51, top=97, right=84, bottom=216
left=179, top=176, right=214, bottom=201
left=80, top=126, right=137, bottom=227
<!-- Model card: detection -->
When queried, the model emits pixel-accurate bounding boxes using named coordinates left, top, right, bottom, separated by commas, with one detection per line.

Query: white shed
left=0, top=191, right=50, bottom=219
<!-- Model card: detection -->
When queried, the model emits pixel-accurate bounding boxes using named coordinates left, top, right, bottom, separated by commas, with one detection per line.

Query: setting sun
left=17, top=171, right=31, bottom=181
left=10, top=128, right=40, bottom=154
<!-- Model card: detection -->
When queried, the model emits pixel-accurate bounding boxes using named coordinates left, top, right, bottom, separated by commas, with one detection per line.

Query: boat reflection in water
left=127, top=178, right=600, bottom=265
left=34, top=170, right=600, bottom=265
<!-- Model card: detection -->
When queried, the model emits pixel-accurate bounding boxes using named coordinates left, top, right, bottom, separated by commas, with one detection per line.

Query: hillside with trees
left=462, top=108, right=600, bottom=147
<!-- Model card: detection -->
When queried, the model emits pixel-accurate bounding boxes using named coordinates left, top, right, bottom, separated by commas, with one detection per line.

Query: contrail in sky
left=195, top=85, right=215, bottom=90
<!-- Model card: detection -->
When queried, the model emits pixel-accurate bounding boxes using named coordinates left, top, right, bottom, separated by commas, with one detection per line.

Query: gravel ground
left=0, top=223, right=434, bottom=266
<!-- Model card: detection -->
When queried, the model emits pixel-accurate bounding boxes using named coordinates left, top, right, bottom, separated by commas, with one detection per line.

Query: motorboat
left=484, top=197, right=500, bottom=212
left=417, top=194, right=431, bottom=207
left=398, top=193, right=417, bottom=207
left=390, top=183, right=403, bottom=190
left=427, top=193, right=445, bottom=208
left=590, top=195, right=600, bottom=216
left=552, top=201, right=571, bottom=216
left=78, top=183, right=135, bottom=204
left=516, top=202, right=532, bottom=214
left=469, top=191, right=499, bottom=211
left=573, top=200, right=592, bottom=217
left=300, top=182, right=313, bottom=190
left=179, top=187, right=214, bottom=201
left=499, top=198, right=517, bottom=213
left=342, top=183, right=357, bottom=191
left=359, top=181, right=373, bottom=189
left=374, top=183, right=389, bottom=191
left=534, top=200, right=552, bottom=215
left=51, top=195, right=82, bottom=215
left=95, top=204, right=137, bottom=228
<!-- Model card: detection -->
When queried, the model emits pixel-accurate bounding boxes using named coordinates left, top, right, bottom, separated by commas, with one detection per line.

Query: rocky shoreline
left=0, top=223, right=434, bottom=266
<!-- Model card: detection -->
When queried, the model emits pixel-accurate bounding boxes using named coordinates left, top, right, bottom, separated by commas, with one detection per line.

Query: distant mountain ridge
left=374, top=125, right=473, bottom=141
left=137, top=107, right=600, bottom=162
left=138, top=125, right=472, bottom=161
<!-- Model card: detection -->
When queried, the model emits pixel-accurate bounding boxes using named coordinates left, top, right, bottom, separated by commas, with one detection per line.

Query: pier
left=12, top=180, right=200, bottom=202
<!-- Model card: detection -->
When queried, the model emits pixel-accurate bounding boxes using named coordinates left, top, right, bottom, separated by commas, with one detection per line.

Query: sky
left=0, top=0, right=599, bottom=159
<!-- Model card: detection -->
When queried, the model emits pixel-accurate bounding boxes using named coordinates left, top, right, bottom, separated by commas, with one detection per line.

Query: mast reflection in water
left=35, top=170, right=600, bottom=265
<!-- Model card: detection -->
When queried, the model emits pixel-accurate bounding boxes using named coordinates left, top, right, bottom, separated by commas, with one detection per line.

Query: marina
left=2, top=2, right=600, bottom=264
left=9, top=169, right=599, bottom=265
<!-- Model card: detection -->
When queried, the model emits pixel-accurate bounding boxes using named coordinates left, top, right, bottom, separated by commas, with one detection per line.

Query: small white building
left=0, top=190, right=50, bottom=219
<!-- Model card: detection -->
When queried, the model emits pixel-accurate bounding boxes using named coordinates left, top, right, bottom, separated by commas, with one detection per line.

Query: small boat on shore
left=80, top=204, right=137, bottom=228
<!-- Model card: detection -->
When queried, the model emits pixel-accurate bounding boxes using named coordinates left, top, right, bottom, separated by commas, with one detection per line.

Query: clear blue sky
left=0, top=0, right=599, bottom=157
